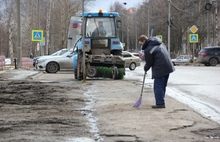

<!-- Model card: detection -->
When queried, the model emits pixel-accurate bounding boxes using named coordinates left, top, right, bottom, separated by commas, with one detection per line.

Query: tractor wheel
left=77, top=51, right=83, bottom=80
left=112, top=66, right=119, bottom=79
left=46, top=62, right=59, bottom=73
left=87, top=66, right=97, bottom=77
left=74, top=69, right=77, bottom=79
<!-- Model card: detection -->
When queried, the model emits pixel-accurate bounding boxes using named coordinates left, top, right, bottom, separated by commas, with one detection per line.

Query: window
left=122, top=52, right=132, bottom=58
left=86, top=17, right=116, bottom=38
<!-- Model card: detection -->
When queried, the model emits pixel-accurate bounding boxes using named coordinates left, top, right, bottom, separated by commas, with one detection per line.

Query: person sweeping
left=138, top=35, right=175, bottom=108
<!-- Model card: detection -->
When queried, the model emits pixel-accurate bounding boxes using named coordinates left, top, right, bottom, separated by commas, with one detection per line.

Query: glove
left=144, top=64, right=148, bottom=72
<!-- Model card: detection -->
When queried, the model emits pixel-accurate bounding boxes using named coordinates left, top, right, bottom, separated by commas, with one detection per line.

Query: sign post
left=189, top=25, right=199, bottom=60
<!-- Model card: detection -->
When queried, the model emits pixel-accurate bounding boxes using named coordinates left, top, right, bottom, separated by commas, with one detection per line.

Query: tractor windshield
left=85, top=17, right=116, bottom=38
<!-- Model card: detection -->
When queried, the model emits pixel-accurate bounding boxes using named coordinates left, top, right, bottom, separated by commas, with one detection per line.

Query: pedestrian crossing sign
left=189, top=34, right=198, bottom=43
left=32, top=30, right=43, bottom=42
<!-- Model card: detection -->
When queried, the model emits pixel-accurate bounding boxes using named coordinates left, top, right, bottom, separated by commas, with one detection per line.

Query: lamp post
left=147, top=0, right=150, bottom=38
left=81, top=0, right=86, bottom=82
left=17, top=0, right=22, bottom=69
left=205, top=2, right=212, bottom=46
left=212, top=0, right=218, bottom=46
left=167, top=0, right=171, bottom=56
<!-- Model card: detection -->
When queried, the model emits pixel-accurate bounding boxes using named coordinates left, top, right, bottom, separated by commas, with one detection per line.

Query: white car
left=122, top=51, right=141, bottom=70
left=35, top=51, right=74, bottom=73
left=171, top=55, right=194, bottom=66
left=33, top=49, right=69, bottom=67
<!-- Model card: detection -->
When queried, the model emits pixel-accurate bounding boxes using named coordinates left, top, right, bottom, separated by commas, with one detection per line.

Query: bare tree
left=4, top=0, right=16, bottom=61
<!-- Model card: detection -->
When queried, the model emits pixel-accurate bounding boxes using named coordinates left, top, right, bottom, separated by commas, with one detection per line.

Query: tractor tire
left=74, top=69, right=77, bottom=79
left=77, top=51, right=83, bottom=80
left=87, top=66, right=97, bottom=78
left=112, top=66, right=119, bottom=79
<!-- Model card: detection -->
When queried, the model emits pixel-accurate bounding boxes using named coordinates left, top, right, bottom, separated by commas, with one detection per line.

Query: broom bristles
left=133, top=97, right=142, bottom=107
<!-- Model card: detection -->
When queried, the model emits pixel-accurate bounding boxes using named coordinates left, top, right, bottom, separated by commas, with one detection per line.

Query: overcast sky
left=86, top=0, right=144, bottom=11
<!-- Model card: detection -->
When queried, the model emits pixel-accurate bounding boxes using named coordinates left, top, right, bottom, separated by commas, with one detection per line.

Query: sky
left=86, top=0, right=144, bottom=12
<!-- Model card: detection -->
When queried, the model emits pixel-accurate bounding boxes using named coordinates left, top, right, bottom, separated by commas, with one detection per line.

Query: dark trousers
left=154, top=74, right=170, bottom=105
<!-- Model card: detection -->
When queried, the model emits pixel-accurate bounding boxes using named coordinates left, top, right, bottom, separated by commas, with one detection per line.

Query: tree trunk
left=46, top=0, right=52, bottom=55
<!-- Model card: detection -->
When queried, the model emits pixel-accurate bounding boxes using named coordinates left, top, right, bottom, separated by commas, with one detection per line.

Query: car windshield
left=51, top=49, right=68, bottom=56
left=61, top=51, right=72, bottom=57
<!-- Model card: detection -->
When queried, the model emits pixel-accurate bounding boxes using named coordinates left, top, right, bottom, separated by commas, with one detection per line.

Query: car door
left=215, top=48, right=220, bottom=61
left=58, top=53, right=73, bottom=70
left=183, top=55, right=191, bottom=63
left=176, top=55, right=184, bottom=64
left=122, top=52, right=132, bottom=68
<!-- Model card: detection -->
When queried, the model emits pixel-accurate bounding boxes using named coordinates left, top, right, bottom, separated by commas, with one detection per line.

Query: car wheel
left=204, top=63, right=210, bottom=66
left=46, top=62, right=59, bottom=73
left=172, top=62, right=176, bottom=66
left=129, top=62, right=136, bottom=70
left=209, top=58, right=218, bottom=66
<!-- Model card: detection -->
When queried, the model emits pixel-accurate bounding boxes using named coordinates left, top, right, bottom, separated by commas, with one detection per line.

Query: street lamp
left=205, top=2, right=212, bottom=46
left=167, top=0, right=171, bottom=56
left=17, top=0, right=22, bottom=69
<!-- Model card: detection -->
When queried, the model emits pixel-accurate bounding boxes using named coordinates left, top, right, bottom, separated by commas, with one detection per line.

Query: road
left=0, top=65, right=220, bottom=141
left=127, top=63, right=220, bottom=124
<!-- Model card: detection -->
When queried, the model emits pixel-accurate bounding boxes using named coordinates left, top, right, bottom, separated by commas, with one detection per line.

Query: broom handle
left=140, top=72, right=147, bottom=98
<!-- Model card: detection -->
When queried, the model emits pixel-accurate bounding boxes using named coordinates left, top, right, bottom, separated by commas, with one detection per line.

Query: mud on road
left=0, top=71, right=94, bottom=142
left=0, top=70, right=220, bottom=142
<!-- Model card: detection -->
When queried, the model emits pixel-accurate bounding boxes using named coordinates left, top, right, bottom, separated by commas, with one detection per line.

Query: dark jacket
left=142, top=37, right=175, bottom=78
left=91, top=26, right=106, bottom=37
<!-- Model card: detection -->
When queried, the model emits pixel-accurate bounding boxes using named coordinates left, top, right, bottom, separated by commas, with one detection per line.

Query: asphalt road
left=0, top=67, right=220, bottom=141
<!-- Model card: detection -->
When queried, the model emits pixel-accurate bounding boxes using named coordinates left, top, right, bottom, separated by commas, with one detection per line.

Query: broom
left=133, top=72, right=147, bottom=107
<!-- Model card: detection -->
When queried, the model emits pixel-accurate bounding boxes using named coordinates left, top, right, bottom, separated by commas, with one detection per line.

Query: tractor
left=68, top=10, right=125, bottom=80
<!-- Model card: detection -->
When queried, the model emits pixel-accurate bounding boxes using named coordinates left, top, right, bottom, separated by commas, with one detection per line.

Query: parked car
left=198, top=46, right=220, bottom=66
left=33, top=49, right=69, bottom=67
left=171, top=55, right=193, bottom=66
left=122, top=51, right=141, bottom=70
left=35, top=51, right=74, bottom=73
left=131, top=52, right=139, bottom=57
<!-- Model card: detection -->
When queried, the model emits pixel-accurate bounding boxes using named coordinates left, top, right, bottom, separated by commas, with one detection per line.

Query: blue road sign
left=32, top=30, right=43, bottom=42
left=189, top=34, right=198, bottom=43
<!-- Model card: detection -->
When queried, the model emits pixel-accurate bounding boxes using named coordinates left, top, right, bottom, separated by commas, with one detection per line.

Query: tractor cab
left=80, top=11, right=123, bottom=55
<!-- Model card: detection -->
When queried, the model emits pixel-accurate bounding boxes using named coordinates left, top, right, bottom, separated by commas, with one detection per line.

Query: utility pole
left=17, top=0, right=22, bottom=69
left=205, top=2, right=212, bottom=46
left=212, top=0, right=219, bottom=46
left=82, top=0, right=86, bottom=82
left=37, top=0, right=42, bottom=55
left=147, top=0, right=150, bottom=38
left=167, top=0, right=171, bottom=56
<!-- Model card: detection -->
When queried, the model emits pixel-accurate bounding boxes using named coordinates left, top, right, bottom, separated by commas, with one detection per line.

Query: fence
left=21, top=57, right=33, bottom=68
left=0, top=56, right=33, bottom=70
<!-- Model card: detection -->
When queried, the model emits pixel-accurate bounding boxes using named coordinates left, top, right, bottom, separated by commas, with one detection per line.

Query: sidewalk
left=89, top=79, right=220, bottom=142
